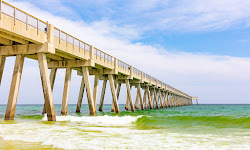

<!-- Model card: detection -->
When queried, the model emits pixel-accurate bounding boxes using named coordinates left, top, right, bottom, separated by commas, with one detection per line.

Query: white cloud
left=0, top=0, right=250, bottom=105
left=134, top=0, right=250, bottom=32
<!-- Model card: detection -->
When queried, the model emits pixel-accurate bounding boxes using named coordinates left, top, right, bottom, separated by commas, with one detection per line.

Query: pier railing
left=1, top=1, right=47, bottom=33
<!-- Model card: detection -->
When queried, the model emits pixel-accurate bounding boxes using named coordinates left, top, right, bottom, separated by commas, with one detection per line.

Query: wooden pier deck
left=0, top=1, right=193, bottom=121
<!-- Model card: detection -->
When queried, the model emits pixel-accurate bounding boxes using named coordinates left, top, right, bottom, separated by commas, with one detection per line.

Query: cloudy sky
left=1, top=0, right=250, bottom=105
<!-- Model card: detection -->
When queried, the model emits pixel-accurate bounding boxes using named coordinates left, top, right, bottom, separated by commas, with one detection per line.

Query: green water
left=0, top=104, right=249, bottom=149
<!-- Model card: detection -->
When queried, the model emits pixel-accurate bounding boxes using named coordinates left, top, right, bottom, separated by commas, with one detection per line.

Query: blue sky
left=1, top=0, right=250, bottom=104
left=17, top=0, right=250, bottom=57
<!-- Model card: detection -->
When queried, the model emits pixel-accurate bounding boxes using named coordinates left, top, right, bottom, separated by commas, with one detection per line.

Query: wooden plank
left=0, top=32, right=26, bottom=44
left=108, top=74, right=120, bottom=113
left=82, top=66, right=95, bottom=115
left=37, top=53, right=56, bottom=121
left=0, top=55, right=6, bottom=85
left=98, top=78, right=107, bottom=111
left=0, top=37, right=12, bottom=45
left=42, top=68, right=57, bottom=115
left=93, top=74, right=99, bottom=112
left=61, top=67, right=72, bottom=115
left=4, top=54, right=24, bottom=120
left=125, top=79, right=135, bottom=112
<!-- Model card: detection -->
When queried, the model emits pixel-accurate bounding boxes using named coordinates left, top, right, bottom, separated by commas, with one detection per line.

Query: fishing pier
left=0, top=1, right=193, bottom=121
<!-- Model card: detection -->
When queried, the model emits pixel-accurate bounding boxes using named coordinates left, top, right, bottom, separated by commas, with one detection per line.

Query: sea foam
left=42, top=114, right=142, bottom=126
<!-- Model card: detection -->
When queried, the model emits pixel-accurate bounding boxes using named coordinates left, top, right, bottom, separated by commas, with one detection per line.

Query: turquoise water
left=0, top=104, right=249, bottom=149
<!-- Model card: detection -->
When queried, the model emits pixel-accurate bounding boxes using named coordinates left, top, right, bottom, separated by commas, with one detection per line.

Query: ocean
left=0, top=104, right=249, bottom=150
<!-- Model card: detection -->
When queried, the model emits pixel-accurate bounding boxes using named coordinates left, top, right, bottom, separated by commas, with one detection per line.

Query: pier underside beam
left=37, top=53, right=56, bottom=121
left=61, top=67, right=72, bottom=115
left=5, top=54, right=24, bottom=120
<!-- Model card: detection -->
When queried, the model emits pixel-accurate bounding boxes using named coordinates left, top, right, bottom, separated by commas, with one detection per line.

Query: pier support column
left=37, top=53, right=56, bottom=121
left=99, top=77, right=107, bottom=111
left=166, top=92, right=169, bottom=107
left=61, top=67, right=72, bottom=115
left=153, top=88, right=159, bottom=108
left=125, top=85, right=132, bottom=110
left=138, top=83, right=144, bottom=110
left=111, top=77, right=118, bottom=112
left=159, top=91, right=163, bottom=108
left=5, top=55, right=24, bottom=120
left=163, top=92, right=167, bottom=107
left=143, top=88, right=147, bottom=109
left=43, top=68, right=57, bottom=115
left=135, top=84, right=140, bottom=109
left=76, top=76, right=85, bottom=112
left=108, top=74, right=120, bottom=113
left=125, top=79, right=135, bottom=112
left=93, top=75, right=99, bottom=112
left=116, top=83, right=121, bottom=100
left=149, top=88, right=153, bottom=108
left=147, top=86, right=153, bottom=109
left=0, top=56, right=6, bottom=86
left=82, top=66, right=95, bottom=115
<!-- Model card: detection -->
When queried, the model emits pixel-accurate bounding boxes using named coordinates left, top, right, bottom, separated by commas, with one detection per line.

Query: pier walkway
left=0, top=1, right=193, bottom=121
